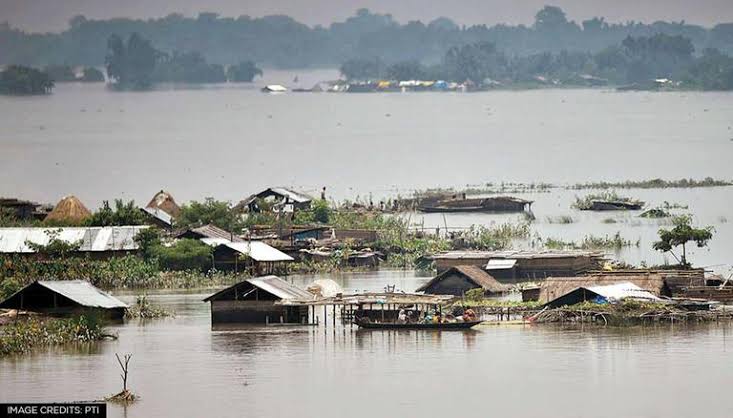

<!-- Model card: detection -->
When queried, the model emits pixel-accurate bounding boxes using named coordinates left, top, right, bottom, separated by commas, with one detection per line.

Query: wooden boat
left=418, top=196, right=532, bottom=213
left=355, top=319, right=482, bottom=330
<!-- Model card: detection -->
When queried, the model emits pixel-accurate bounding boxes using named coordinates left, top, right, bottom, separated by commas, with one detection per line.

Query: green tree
left=226, top=61, right=263, bottom=82
left=105, top=33, right=160, bottom=89
left=86, top=199, right=147, bottom=226
left=177, top=198, right=243, bottom=232
left=153, top=239, right=212, bottom=271
left=652, top=215, right=714, bottom=267
left=80, top=67, right=105, bottom=82
left=0, top=65, right=54, bottom=95
left=132, top=228, right=162, bottom=261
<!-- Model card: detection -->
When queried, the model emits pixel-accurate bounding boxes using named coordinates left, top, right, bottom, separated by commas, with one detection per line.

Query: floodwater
left=2, top=272, right=733, bottom=418
left=1, top=75, right=732, bottom=270
left=3, top=73, right=733, bottom=416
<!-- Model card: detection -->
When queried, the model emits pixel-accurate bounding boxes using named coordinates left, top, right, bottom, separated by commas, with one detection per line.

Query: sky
left=2, top=0, right=733, bottom=32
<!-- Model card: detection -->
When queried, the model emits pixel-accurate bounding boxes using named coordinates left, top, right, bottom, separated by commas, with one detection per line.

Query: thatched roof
left=417, top=265, right=509, bottom=294
left=146, top=190, right=181, bottom=218
left=539, top=273, right=669, bottom=303
left=45, top=195, right=91, bottom=223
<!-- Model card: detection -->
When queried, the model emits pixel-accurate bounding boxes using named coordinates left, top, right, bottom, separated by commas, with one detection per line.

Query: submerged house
left=544, top=282, right=662, bottom=308
left=0, top=226, right=148, bottom=259
left=539, top=273, right=670, bottom=304
left=431, top=250, right=605, bottom=282
left=0, top=280, right=128, bottom=319
left=416, top=265, right=509, bottom=297
left=203, top=275, right=312, bottom=324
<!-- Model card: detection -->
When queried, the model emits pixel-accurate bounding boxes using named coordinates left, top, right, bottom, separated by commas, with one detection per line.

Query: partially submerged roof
left=203, top=275, right=312, bottom=302
left=237, top=187, right=314, bottom=209
left=45, top=195, right=91, bottom=223
left=216, top=241, right=294, bottom=262
left=0, top=226, right=148, bottom=253
left=0, top=280, right=128, bottom=309
left=544, top=282, right=662, bottom=308
left=278, top=292, right=454, bottom=306
left=416, top=265, right=509, bottom=293
left=485, top=259, right=518, bottom=270
left=306, top=279, right=343, bottom=298
left=540, top=273, right=668, bottom=303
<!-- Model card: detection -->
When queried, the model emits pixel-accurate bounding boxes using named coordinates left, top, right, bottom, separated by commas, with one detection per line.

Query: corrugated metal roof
left=248, top=276, right=312, bottom=300
left=37, top=280, right=128, bottom=308
left=586, top=282, right=662, bottom=302
left=185, top=224, right=243, bottom=242
left=0, top=226, right=148, bottom=253
left=203, top=275, right=312, bottom=301
left=485, top=259, right=518, bottom=269
left=142, top=207, right=173, bottom=226
left=268, top=188, right=312, bottom=204
left=222, top=241, right=294, bottom=262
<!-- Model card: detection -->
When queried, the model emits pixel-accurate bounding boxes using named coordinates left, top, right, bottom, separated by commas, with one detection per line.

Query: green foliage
left=226, top=61, right=263, bottom=82
left=456, top=223, right=531, bottom=251
left=25, top=229, right=82, bottom=258
left=0, top=277, right=22, bottom=300
left=464, top=288, right=485, bottom=302
left=124, top=294, right=172, bottom=319
left=86, top=199, right=148, bottom=226
left=544, top=232, right=638, bottom=250
left=44, top=64, right=77, bottom=81
left=571, top=177, right=733, bottom=189
left=133, top=228, right=162, bottom=261
left=80, top=67, right=105, bottom=82
left=293, top=199, right=331, bottom=224
left=152, top=239, right=212, bottom=271
left=0, top=65, right=54, bottom=95
left=152, top=51, right=226, bottom=83
left=106, top=33, right=160, bottom=89
left=0, top=315, right=104, bottom=356
left=177, top=198, right=244, bottom=232
left=653, top=215, right=714, bottom=266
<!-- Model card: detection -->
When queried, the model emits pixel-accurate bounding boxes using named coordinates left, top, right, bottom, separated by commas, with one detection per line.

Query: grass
left=542, top=232, right=639, bottom=251
left=0, top=315, right=105, bottom=356
left=569, top=177, right=732, bottom=190
left=124, top=294, right=173, bottom=319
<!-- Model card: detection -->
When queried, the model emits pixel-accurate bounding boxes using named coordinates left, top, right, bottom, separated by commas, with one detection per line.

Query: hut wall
left=211, top=300, right=307, bottom=323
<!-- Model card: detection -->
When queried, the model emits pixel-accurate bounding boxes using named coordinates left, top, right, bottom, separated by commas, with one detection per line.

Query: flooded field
left=2, top=272, right=733, bottom=418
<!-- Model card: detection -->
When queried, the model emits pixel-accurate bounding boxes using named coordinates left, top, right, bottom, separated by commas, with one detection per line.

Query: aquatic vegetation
left=601, top=217, right=618, bottom=224
left=0, top=315, right=105, bottom=356
left=542, top=232, right=639, bottom=250
left=546, top=215, right=574, bottom=224
left=572, top=191, right=643, bottom=210
left=640, top=208, right=671, bottom=218
left=453, top=222, right=531, bottom=251
left=124, top=295, right=173, bottom=319
left=661, top=201, right=689, bottom=209
left=570, top=177, right=732, bottom=190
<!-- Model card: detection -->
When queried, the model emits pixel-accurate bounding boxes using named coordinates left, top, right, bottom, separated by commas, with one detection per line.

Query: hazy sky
left=2, top=0, right=733, bottom=32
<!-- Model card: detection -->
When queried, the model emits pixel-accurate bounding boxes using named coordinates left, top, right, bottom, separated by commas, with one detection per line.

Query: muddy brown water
left=2, top=271, right=733, bottom=418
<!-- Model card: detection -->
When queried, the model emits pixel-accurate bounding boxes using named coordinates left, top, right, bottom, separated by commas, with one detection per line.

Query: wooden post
left=381, top=304, right=385, bottom=322
left=332, top=304, right=336, bottom=327
left=324, top=305, right=327, bottom=328
left=266, top=316, right=269, bottom=325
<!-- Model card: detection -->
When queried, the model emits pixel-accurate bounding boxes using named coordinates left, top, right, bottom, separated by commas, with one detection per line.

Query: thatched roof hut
left=539, top=273, right=670, bottom=303
left=146, top=190, right=181, bottom=218
left=45, top=195, right=91, bottom=224
left=416, top=265, right=509, bottom=296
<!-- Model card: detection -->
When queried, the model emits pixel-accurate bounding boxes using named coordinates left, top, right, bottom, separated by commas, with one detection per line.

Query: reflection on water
left=2, top=274, right=733, bottom=418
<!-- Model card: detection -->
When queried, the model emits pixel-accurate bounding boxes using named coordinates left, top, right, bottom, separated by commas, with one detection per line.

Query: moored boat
left=355, top=319, right=482, bottom=330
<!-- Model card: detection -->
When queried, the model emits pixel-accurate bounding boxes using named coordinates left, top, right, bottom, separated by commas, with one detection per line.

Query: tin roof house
left=0, top=280, right=128, bottom=319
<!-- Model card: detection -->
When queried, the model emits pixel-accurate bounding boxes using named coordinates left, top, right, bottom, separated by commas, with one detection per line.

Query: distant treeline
left=1, top=6, right=732, bottom=69
left=340, top=34, right=733, bottom=89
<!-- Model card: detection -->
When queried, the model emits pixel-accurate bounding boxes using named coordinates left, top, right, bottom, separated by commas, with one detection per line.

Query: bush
left=153, top=239, right=212, bottom=271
